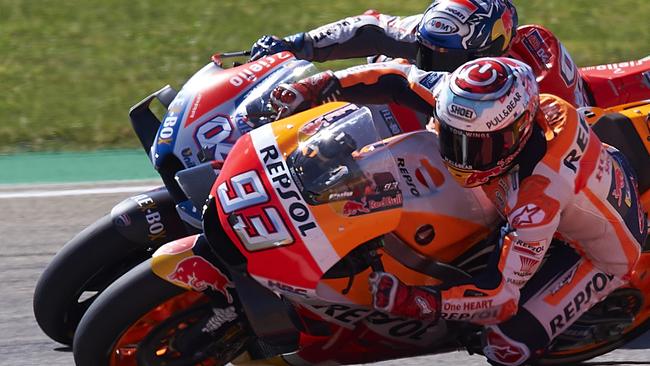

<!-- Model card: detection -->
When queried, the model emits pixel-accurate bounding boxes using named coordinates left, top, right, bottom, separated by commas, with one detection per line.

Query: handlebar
left=221, top=50, right=252, bottom=58
left=211, top=50, right=252, bottom=67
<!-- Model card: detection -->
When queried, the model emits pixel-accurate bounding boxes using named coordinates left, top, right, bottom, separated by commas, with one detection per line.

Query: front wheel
left=34, top=215, right=153, bottom=345
left=73, top=259, right=252, bottom=366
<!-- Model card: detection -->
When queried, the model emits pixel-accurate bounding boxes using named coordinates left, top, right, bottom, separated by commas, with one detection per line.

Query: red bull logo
left=465, top=164, right=507, bottom=187
left=367, top=194, right=403, bottom=210
left=168, top=256, right=234, bottom=303
left=342, top=199, right=370, bottom=216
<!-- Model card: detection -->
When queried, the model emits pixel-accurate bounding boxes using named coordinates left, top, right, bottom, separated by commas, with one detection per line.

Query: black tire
left=536, top=318, right=650, bottom=365
left=536, top=289, right=650, bottom=365
left=33, top=214, right=153, bottom=345
left=73, top=259, right=250, bottom=366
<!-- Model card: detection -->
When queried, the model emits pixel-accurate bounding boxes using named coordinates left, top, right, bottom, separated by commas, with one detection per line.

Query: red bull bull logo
left=465, top=164, right=507, bottom=187
left=168, top=256, right=234, bottom=303
left=342, top=199, right=370, bottom=216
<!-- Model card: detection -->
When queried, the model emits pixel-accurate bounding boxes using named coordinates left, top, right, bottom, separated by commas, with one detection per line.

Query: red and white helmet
left=435, top=57, right=539, bottom=187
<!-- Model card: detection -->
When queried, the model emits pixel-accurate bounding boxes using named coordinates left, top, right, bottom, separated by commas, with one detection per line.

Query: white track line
left=0, top=185, right=159, bottom=199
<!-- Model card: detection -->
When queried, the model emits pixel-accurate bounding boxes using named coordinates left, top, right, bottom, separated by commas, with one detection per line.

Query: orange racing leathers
left=294, top=10, right=590, bottom=107
left=312, top=62, right=647, bottom=364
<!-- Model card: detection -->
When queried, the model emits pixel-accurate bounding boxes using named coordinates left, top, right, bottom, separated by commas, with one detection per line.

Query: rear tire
left=535, top=320, right=650, bottom=366
left=536, top=319, right=650, bottom=365
left=73, top=259, right=251, bottom=366
left=536, top=288, right=650, bottom=365
left=33, top=214, right=153, bottom=345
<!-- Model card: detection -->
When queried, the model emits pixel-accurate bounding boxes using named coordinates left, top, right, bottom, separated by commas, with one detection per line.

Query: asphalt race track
left=2, top=181, right=650, bottom=366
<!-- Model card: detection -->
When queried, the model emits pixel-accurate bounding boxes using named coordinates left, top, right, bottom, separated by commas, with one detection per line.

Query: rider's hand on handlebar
left=369, top=272, right=441, bottom=321
left=270, top=83, right=313, bottom=119
left=270, top=71, right=341, bottom=119
left=250, top=35, right=293, bottom=61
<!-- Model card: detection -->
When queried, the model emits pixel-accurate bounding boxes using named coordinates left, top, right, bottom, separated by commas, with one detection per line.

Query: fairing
left=211, top=102, right=498, bottom=303
left=509, top=25, right=590, bottom=108
left=510, top=25, right=650, bottom=109
left=151, top=52, right=315, bottom=171
left=581, top=56, right=650, bottom=108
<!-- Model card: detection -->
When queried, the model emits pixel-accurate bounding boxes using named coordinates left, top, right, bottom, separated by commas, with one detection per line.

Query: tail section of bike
left=581, top=56, right=650, bottom=108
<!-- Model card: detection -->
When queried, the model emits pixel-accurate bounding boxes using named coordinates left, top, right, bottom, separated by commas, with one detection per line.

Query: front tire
left=73, top=259, right=251, bottom=366
left=33, top=215, right=153, bottom=345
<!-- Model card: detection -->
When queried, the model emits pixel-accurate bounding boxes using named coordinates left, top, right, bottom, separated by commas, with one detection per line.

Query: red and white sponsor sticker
left=512, top=239, right=546, bottom=258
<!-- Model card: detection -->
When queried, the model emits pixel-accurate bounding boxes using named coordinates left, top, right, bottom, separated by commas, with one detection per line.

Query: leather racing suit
left=289, top=10, right=591, bottom=108
left=288, top=61, right=647, bottom=365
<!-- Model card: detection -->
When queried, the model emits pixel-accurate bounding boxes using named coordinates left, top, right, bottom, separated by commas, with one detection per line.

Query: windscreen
left=235, top=59, right=318, bottom=128
left=288, top=107, right=403, bottom=214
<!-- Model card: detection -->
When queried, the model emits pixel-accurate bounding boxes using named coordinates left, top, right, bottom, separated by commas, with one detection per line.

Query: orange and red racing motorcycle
left=34, top=52, right=650, bottom=347
left=71, top=97, right=650, bottom=366
left=33, top=51, right=428, bottom=346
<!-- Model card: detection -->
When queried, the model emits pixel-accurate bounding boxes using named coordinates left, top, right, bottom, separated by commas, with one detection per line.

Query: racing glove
left=369, top=272, right=441, bottom=321
left=250, top=33, right=312, bottom=61
left=270, top=71, right=341, bottom=118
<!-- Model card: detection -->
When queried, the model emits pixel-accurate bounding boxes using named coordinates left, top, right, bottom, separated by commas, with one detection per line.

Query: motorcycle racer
left=250, top=0, right=591, bottom=108
left=268, top=57, right=648, bottom=365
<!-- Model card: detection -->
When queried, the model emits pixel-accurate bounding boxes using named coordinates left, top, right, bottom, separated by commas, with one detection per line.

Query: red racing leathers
left=286, top=61, right=647, bottom=365
left=292, top=10, right=591, bottom=107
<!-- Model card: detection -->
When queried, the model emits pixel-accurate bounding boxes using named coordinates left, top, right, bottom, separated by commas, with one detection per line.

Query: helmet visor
left=416, top=45, right=471, bottom=72
left=437, top=113, right=528, bottom=172
left=416, top=38, right=507, bottom=72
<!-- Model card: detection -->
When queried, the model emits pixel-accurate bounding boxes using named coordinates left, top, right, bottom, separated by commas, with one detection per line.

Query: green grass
left=1, top=0, right=648, bottom=153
